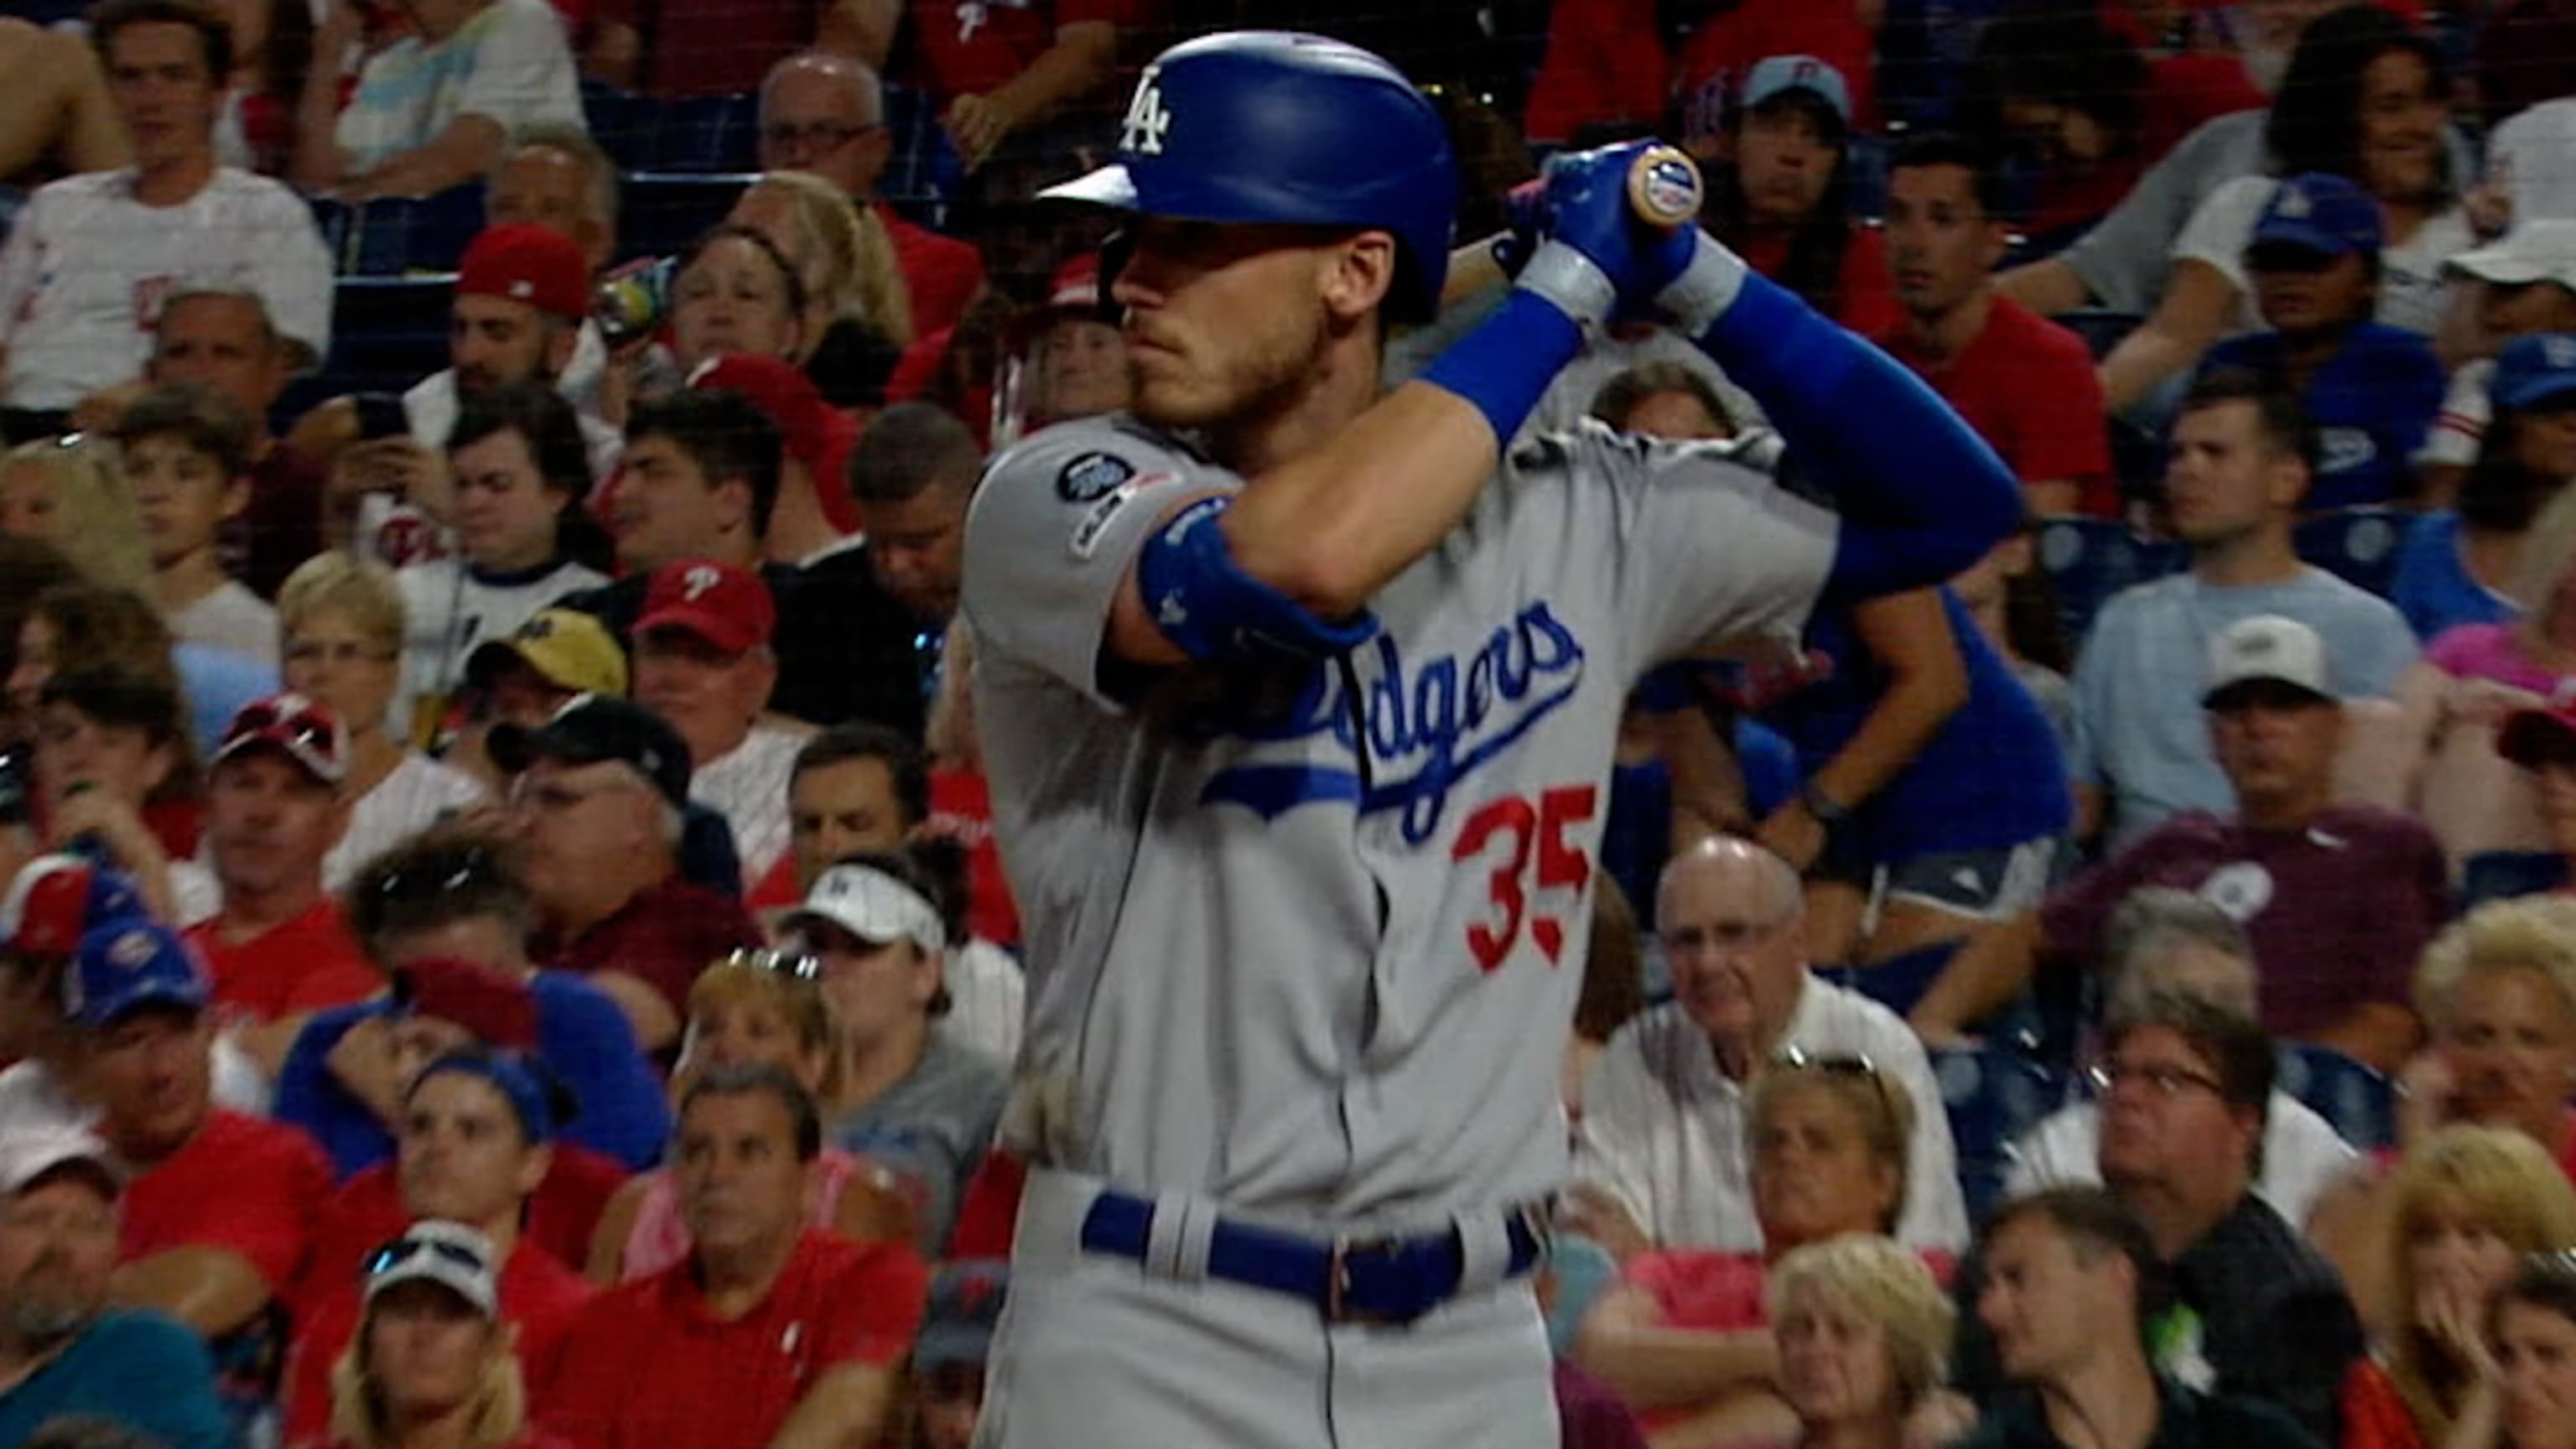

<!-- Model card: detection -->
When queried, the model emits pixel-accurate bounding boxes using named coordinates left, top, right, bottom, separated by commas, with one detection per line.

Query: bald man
left=1569, top=839, right=1968, bottom=1256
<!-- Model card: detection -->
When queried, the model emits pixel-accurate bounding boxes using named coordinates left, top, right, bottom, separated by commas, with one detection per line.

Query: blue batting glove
left=1536, top=141, right=1701, bottom=309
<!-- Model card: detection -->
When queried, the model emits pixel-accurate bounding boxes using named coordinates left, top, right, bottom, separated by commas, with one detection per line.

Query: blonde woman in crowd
left=584, top=950, right=915, bottom=1282
left=2343, top=1127, right=2576, bottom=1449
left=1768, top=1236, right=1958, bottom=1449
left=2316, top=899, right=2576, bottom=1325
left=0, top=435, right=152, bottom=592
left=324, top=1223, right=556, bottom=1449
left=732, top=169, right=915, bottom=356
left=275, top=555, right=485, bottom=888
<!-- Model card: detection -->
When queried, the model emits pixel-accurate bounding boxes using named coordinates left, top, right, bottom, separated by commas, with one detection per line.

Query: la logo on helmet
left=1120, top=70, right=1172, bottom=157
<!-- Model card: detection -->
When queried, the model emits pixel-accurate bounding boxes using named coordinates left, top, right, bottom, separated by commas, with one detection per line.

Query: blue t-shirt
left=0, top=1311, right=227, bottom=1449
left=174, top=643, right=278, bottom=758
left=1601, top=718, right=1800, bottom=931
left=2391, top=510, right=2518, bottom=641
left=273, top=971, right=673, bottom=1177
left=1763, top=588, right=2072, bottom=862
left=2070, top=567, right=2418, bottom=849
left=2205, top=325, right=2445, bottom=511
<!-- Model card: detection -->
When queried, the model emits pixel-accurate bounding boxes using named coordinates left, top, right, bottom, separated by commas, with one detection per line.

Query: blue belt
left=1078, top=1191, right=1549, bottom=1325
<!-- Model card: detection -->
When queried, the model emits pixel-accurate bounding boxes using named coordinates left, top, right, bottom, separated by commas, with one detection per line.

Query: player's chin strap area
left=1059, top=1175, right=1550, bottom=1327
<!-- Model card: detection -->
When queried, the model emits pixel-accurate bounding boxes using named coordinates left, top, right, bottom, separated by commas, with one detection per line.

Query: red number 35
left=1451, top=785, right=1599, bottom=973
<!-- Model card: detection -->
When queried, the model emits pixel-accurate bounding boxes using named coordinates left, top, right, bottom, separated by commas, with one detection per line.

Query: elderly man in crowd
left=1571, top=837, right=1966, bottom=1256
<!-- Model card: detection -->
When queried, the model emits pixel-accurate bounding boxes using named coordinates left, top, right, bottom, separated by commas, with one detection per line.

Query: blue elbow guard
left=1135, top=496, right=1380, bottom=663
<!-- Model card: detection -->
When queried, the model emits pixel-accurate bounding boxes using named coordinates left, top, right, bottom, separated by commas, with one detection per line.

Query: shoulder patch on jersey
left=1056, top=450, right=1136, bottom=503
left=1069, top=475, right=1163, bottom=559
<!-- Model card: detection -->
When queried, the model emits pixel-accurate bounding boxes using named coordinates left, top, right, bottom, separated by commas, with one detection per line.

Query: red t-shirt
left=540, top=1228, right=930, bottom=1449
left=122, top=1109, right=333, bottom=1294
left=1877, top=295, right=2116, bottom=516
left=902, top=0, right=1131, bottom=102
left=539, top=874, right=762, bottom=1023
left=186, top=901, right=382, bottom=1027
left=884, top=210, right=984, bottom=341
left=283, top=1241, right=595, bottom=1445
left=589, top=0, right=815, bottom=97
left=300, top=1145, right=631, bottom=1310
left=928, top=768, right=1018, bottom=949
left=1737, top=225, right=1900, bottom=337
left=2040, top=807, right=2449, bottom=1039
left=1526, top=0, right=1877, bottom=144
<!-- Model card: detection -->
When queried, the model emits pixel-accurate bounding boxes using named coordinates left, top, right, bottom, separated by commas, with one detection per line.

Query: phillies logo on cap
left=2275, top=184, right=2311, bottom=218
left=2550, top=336, right=2576, bottom=369
left=682, top=564, right=724, bottom=601
left=106, top=929, right=158, bottom=971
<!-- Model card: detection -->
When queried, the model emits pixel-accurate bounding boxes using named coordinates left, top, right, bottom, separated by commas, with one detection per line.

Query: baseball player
left=960, top=31, right=2023, bottom=1449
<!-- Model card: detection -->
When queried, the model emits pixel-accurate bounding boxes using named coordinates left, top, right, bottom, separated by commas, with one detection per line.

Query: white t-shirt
left=691, top=724, right=809, bottom=889
left=0, top=1040, right=270, bottom=1130
left=2172, top=174, right=2475, bottom=337
left=0, top=168, right=332, bottom=409
left=169, top=581, right=280, bottom=667
left=945, top=937, right=1025, bottom=1065
left=395, top=555, right=608, bottom=724
left=2490, top=98, right=2576, bottom=226
left=325, top=751, right=489, bottom=890
left=2003, top=1090, right=2359, bottom=1229
left=2418, top=357, right=2496, bottom=469
left=1572, top=980, right=1971, bottom=1253
left=335, top=0, right=585, bottom=170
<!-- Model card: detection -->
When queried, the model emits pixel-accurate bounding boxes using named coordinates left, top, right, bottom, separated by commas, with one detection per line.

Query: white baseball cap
left=362, top=1220, right=501, bottom=1317
left=2446, top=220, right=2576, bottom=293
left=0, top=1127, right=122, bottom=1200
left=2202, top=615, right=2334, bottom=707
left=784, top=865, right=947, bottom=955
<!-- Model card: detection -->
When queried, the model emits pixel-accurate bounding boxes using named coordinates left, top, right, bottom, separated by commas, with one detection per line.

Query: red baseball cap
left=458, top=223, right=589, bottom=325
left=397, top=957, right=539, bottom=1052
left=635, top=559, right=776, bottom=655
left=215, top=693, right=349, bottom=786
left=688, top=352, right=862, bottom=534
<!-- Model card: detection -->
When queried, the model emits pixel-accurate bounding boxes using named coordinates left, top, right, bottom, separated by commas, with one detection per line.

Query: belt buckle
left=1325, top=1233, right=1401, bottom=1326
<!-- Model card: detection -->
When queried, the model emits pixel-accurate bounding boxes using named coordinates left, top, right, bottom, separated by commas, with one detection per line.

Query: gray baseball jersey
left=962, top=413, right=1837, bottom=1227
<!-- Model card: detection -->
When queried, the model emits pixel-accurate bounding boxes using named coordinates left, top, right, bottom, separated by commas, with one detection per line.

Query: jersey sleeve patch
left=1057, top=450, right=1138, bottom=503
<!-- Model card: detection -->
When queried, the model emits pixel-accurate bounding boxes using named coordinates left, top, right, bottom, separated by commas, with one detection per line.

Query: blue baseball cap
left=409, top=1048, right=565, bottom=1145
left=1, top=854, right=147, bottom=958
left=2493, top=333, right=2576, bottom=413
left=64, top=920, right=209, bottom=1030
left=1741, top=55, right=1852, bottom=128
left=916, top=1260, right=1008, bottom=1370
left=2249, top=174, right=2381, bottom=262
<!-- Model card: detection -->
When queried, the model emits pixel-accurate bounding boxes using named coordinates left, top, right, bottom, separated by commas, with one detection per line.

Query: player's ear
left=1320, top=231, right=1398, bottom=322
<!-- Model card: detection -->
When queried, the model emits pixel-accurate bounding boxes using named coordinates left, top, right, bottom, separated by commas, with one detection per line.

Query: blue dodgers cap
left=2250, top=174, right=2381, bottom=261
left=410, top=1048, right=563, bottom=1144
left=916, top=1259, right=1008, bottom=1370
left=2493, top=333, right=2576, bottom=413
left=1039, top=31, right=1458, bottom=321
left=1, top=854, right=147, bottom=958
left=1741, top=55, right=1852, bottom=127
left=64, top=919, right=209, bottom=1030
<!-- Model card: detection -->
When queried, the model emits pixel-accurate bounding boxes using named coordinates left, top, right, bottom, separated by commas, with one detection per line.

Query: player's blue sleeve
left=1687, top=273, right=2023, bottom=604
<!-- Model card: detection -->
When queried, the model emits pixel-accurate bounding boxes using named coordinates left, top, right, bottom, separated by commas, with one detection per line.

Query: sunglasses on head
left=373, top=844, right=505, bottom=902
left=719, top=947, right=823, bottom=983
left=364, top=1233, right=489, bottom=1279
left=1768, top=1046, right=1900, bottom=1123
left=226, top=699, right=337, bottom=759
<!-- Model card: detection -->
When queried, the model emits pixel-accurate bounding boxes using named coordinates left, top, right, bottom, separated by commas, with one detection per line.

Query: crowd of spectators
left=1, top=0, right=2575, bottom=1445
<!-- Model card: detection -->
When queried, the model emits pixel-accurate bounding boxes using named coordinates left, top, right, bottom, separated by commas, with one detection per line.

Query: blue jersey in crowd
left=2204, top=325, right=2444, bottom=512
left=2391, top=510, right=2519, bottom=641
left=1763, top=588, right=2072, bottom=863
left=0, top=1311, right=227, bottom=1449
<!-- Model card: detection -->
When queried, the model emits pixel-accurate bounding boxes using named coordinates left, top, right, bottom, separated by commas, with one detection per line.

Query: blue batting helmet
left=1041, top=32, right=1459, bottom=321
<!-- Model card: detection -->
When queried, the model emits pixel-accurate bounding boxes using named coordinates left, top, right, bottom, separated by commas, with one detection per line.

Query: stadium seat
left=1931, top=1045, right=2067, bottom=1226
left=1817, top=939, right=1961, bottom=1019
left=306, top=186, right=488, bottom=277
left=2274, top=1042, right=2397, bottom=1151
left=2033, top=515, right=2185, bottom=642
left=2459, top=849, right=2569, bottom=910
left=2294, top=506, right=2415, bottom=600
left=581, top=80, right=761, bottom=174
left=618, top=172, right=756, bottom=263
left=879, top=80, right=963, bottom=227
left=303, top=276, right=455, bottom=402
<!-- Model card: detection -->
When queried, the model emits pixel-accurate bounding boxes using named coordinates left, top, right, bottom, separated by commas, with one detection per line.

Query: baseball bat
left=1438, top=144, right=1706, bottom=309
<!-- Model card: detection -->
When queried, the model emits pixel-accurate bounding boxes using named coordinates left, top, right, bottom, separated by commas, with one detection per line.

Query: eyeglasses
left=2087, top=1059, right=2228, bottom=1100
left=364, top=1233, right=490, bottom=1280
left=718, top=947, right=822, bottom=983
left=284, top=640, right=397, bottom=668
left=760, top=121, right=879, bottom=152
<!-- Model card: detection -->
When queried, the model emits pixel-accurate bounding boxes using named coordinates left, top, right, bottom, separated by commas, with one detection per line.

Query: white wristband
left=1655, top=234, right=1748, bottom=338
left=1516, top=240, right=1618, bottom=332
